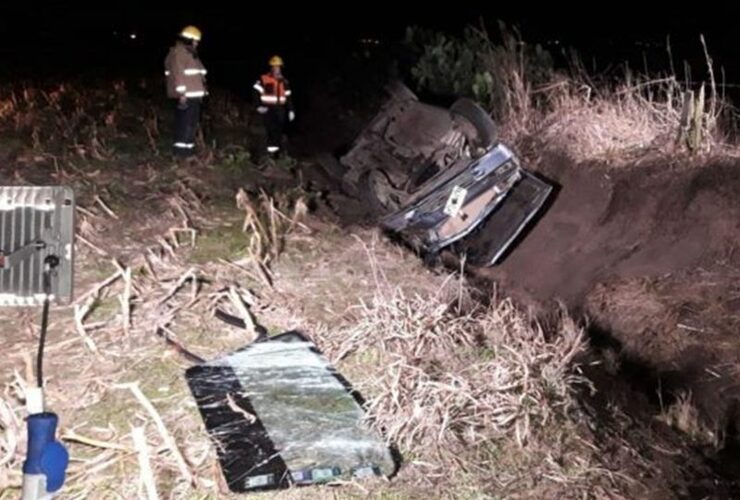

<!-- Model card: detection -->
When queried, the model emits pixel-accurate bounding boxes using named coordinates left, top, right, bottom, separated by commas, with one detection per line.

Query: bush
left=405, top=23, right=554, bottom=122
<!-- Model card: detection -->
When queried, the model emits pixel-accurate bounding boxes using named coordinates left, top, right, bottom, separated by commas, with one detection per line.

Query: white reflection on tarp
left=190, top=333, right=395, bottom=491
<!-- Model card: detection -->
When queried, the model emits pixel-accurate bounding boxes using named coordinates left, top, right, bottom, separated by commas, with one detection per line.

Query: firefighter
left=253, top=55, right=295, bottom=157
left=164, top=25, right=207, bottom=157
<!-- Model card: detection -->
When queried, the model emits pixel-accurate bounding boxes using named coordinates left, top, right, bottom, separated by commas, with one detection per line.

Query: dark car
left=325, top=82, right=552, bottom=266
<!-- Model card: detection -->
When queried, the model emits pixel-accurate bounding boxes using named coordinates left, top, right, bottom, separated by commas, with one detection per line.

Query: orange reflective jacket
left=253, top=74, right=293, bottom=108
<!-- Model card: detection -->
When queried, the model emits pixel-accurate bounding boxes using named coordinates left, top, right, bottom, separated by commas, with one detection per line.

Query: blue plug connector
left=22, top=412, right=69, bottom=499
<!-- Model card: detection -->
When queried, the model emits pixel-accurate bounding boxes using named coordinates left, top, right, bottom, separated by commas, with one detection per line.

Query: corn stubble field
left=1, top=27, right=740, bottom=498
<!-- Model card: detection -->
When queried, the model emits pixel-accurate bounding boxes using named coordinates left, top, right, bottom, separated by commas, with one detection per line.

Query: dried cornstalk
left=158, top=267, right=198, bottom=305
left=62, top=431, right=131, bottom=453
left=94, top=195, right=119, bottom=220
left=131, top=426, right=159, bottom=500
left=115, top=382, right=194, bottom=487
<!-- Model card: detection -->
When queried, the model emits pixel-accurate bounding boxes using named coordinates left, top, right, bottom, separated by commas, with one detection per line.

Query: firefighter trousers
left=263, top=106, right=288, bottom=154
left=173, top=98, right=202, bottom=156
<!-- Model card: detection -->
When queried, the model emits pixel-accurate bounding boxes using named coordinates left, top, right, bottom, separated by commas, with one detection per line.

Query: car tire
left=359, top=169, right=401, bottom=215
left=450, top=98, right=498, bottom=150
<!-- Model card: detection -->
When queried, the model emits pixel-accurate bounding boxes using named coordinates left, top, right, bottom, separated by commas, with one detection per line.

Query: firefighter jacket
left=164, top=42, right=207, bottom=99
left=253, top=73, right=293, bottom=110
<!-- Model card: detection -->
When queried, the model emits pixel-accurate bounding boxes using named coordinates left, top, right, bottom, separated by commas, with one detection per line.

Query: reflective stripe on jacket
left=253, top=73, right=292, bottom=108
left=164, top=42, right=207, bottom=99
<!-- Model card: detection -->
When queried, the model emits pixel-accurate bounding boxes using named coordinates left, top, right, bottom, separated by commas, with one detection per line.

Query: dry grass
left=336, top=289, right=585, bottom=450
left=531, top=79, right=684, bottom=160
left=456, top=24, right=738, bottom=165
left=0, top=168, right=634, bottom=497
left=658, top=391, right=719, bottom=447
left=502, top=75, right=737, bottom=166
left=0, top=79, right=251, bottom=164
left=309, top=251, right=636, bottom=498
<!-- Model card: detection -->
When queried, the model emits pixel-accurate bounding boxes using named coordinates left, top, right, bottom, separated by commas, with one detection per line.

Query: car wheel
left=450, top=98, right=498, bottom=151
left=359, top=169, right=401, bottom=215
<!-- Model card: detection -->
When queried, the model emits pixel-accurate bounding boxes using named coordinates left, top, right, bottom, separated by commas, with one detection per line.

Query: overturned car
left=326, top=82, right=552, bottom=266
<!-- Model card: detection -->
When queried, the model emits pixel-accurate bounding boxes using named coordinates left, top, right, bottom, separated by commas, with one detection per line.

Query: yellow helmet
left=180, top=26, right=202, bottom=41
left=269, top=55, right=284, bottom=67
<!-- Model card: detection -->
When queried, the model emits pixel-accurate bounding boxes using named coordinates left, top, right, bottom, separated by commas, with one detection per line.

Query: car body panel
left=335, top=83, right=553, bottom=265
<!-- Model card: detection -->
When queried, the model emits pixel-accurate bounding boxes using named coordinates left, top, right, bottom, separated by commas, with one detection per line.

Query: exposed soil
left=480, top=157, right=740, bottom=307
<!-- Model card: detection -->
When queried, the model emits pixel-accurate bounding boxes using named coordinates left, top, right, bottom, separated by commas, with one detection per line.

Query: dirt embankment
left=477, top=155, right=740, bottom=451
left=483, top=157, right=740, bottom=307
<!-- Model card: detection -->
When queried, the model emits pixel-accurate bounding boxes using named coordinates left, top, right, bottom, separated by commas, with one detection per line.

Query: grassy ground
left=0, top=154, right=615, bottom=498
left=0, top=77, right=734, bottom=499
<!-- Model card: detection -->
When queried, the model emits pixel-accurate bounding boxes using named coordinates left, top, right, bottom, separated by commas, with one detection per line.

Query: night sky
left=2, top=3, right=739, bottom=87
